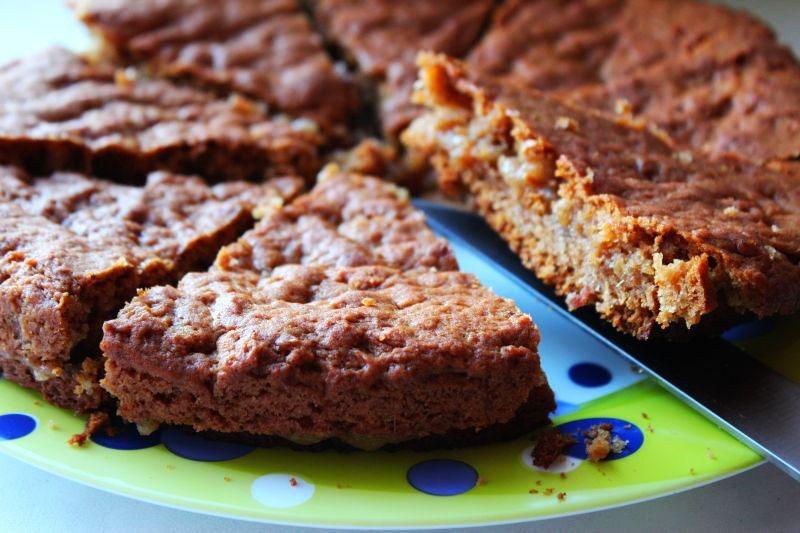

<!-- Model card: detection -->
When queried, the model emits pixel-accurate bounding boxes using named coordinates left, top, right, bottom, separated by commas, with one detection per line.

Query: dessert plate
left=0, top=226, right=765, bottom=528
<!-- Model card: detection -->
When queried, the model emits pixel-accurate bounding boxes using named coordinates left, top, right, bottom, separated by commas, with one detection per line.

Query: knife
left=416, top=199, right=800, bottom=482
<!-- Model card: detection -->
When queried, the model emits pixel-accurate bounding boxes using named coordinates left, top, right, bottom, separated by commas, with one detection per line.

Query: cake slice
left=311, top=0, right=495, bottom=136
left=0, top=47, right=322, bottom=183
left=101, top=170, right=554, bottom=449
left=403, top=54, right=800, bottom=339
left=0, top=165, right=300, bottom=412
left=469, top=0, right=800, bottom=167
left=71, top=0, right=360, bottom=133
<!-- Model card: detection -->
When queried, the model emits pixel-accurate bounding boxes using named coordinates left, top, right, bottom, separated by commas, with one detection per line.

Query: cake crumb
left=641, top=412, right=650, bottom=420
left=559, top=472, right=567, bottom=480
left=476, top=476, right=488, bottom=487
left=68, top=412, right=109, bottom=447
left=33, top=400, right=41, bottom=406
left=689, top=468, right=697, bottom=476
left=532, top=428, right=575, bottom=468
left=543, top=488, right=554, bottom=496
left=47, top=419, right=58, bottom=430
left=529, top=488, right=539, bottom=494
left=290, top=477, right=298, bottom=487
left=646, top=424, right=655, bottom=433
left=224, top=476, right=233, bottom=482
left=336, top=483, right=351, bottom=489
left=707, top=449, right=717, bottom=460
left=557, top=492, right=567, bottom=501
left=166, top=464, right=176, bottom=470
left=535, top=480, right=542, bottom=486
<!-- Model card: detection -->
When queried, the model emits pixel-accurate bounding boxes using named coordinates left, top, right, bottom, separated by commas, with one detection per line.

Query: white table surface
left=1, top=1, right=799, bottom=531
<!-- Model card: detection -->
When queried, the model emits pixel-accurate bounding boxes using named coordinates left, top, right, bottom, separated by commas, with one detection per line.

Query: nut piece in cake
left=0, top=47, right=323, bottom=182
left=404, top=53, right=800, bottom=338
left=0, top=165, right=299, bottom=412
left=101, top=171, right=556, bottom=450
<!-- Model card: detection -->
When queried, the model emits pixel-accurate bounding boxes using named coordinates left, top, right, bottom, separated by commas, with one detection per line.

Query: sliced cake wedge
left=0, top=47, right=322, bottom=182
left=101, top=170, right=555, bottom=449
left=404, top=53, right=800, bottom=339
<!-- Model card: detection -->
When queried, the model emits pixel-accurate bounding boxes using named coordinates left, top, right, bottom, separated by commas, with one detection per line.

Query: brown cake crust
left=469, top=0, right=800, bottom=165
left=0, top=47, right=323, bottom=182
left=403, top=54, right=800, bottom=338
left=312, top=0, right=495, bottom=136
left=72, top=0, right=360, bottom=132
left=101, top=171, right=554, bottom=449
left=0, top=165, right=299, bottom=411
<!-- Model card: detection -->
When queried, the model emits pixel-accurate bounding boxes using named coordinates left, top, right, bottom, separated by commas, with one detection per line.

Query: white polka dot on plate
left=251, top=473, right=315, bottom=508
left=520, top=445, right=582, bottom=473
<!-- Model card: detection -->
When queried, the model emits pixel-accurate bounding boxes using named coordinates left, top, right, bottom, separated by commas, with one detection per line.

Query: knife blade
left=417, top=199, right=800, bottom=481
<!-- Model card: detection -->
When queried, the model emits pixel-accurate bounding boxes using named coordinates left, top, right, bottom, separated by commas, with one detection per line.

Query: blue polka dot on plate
left=722, top=318, right=774, bottom=342
left=407, top=459, right=479, bottom=496
left=0, top=413, right=36, bottom=440
left=160, top=427, right=254, bottom=462
left=568, top=362, right=612, bottom=387
left=557, top=417, right=644, bottom=461
left=91, top=424, right=161, bottom=450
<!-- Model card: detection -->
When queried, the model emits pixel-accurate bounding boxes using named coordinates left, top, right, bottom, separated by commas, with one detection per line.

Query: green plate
left=0, top=237, right=764, bottom=528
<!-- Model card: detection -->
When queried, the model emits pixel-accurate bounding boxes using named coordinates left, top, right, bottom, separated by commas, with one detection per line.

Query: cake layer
left=0, top=47, right=323, bottom=182
left=101, top=170, right=555, bottom=449
left=72, top=0, right=360, bottom=132
left=404, top=54, right=800, bottom=338
left=0, top=165, right=299, bottom=411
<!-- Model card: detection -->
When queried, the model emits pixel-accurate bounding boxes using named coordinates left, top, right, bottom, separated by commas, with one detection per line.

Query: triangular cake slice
left=71, top=0, right=360, bottom=133
left=101, top=170, right=554, bottom=449
left=0, top=47, right=323, bottom=182
left=0, top=166, right=300, bottom=412
left=404, top=53, right=800, bottom=339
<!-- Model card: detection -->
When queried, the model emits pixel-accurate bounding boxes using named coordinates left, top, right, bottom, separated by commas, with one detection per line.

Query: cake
left=0, top=47, right=323, bottom=183
left=101, top=170, right=555, bottom=449
left=71, top=0, right=360, bottom=133
left=469, top=0, right=800, bottom=167
left=311, top=0, right=495, bottom=136
left=0, top=165, right=300, bottom=412
left=403, top=54, right=800, bottom=339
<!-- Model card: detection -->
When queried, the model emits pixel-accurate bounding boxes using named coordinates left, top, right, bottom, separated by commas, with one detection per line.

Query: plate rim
left=0, top=443, right=764, bottom=529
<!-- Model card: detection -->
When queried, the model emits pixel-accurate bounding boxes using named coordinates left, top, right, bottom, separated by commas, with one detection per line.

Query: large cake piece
left=0, top=47, right=323, bottom=182
left=72, top=0, right=360, bottom=132
left=404, top=54, right=800, bottom=338
left=101, top=170, right=555, bottom=449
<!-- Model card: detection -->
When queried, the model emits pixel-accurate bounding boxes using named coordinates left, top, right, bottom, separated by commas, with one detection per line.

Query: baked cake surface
left=101, top=170, right=554, bottom=449
left=0, top=47, right=323, bottom=182
left=469, top=0, right=800, bottom=166
left=0, top=165, right=299, bottom=411
left=72, top=0, right=360, bottom=132
left=404, top=54, right=800, bottom=338
left=312, top=0, right=495, bottom=136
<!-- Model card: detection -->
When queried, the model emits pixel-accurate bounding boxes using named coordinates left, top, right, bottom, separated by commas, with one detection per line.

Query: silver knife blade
left=417, top=199, right=800, bottom=481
